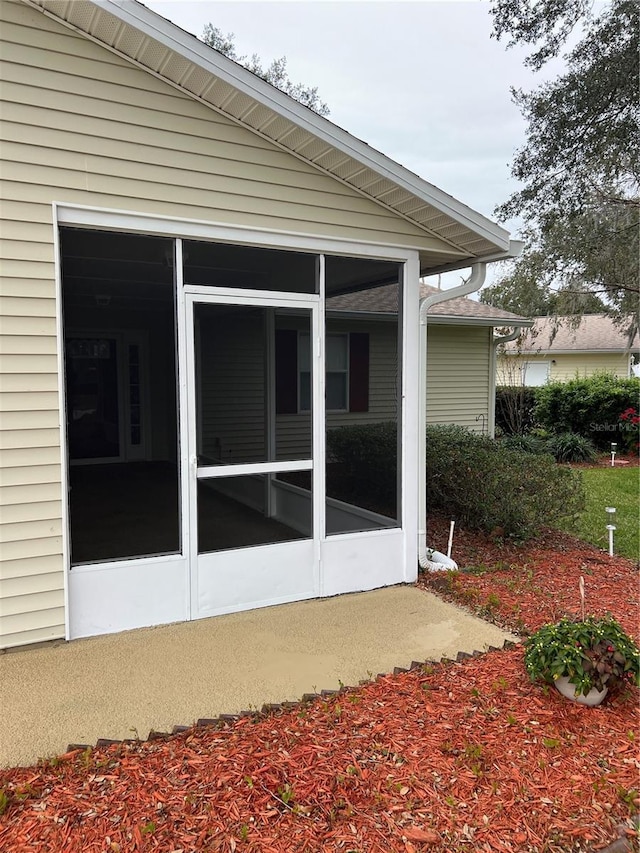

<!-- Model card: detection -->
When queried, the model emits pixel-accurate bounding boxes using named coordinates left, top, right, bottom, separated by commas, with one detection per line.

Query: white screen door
left=185, top=292, right=321, bottom=619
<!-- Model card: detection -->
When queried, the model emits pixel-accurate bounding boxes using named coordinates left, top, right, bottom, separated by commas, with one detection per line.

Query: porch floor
left=69, top=462, right=303, bottom=564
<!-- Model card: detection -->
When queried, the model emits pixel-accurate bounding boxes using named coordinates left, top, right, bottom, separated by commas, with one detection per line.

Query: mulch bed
left=419, top=516, right=639, bottom=638
left=568, top=455, right=639, bottom=469
left=1, top=521, right=639, bottom=852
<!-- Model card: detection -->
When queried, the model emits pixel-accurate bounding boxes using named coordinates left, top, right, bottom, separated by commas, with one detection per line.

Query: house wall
left=276, top=320, right=490, bottom=456
left=0, top=1, right=450, bottom=649
left=549, top=353, right=632, bottom=381
left=198, top=308, right=267, bottom=464
left=276, top=318, right=399, bottom=459
left=497, top=353, right=633, bottom=385
left=426, top=325, right=492, bottom=433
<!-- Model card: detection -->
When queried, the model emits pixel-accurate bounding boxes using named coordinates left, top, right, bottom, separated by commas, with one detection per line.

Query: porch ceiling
left=22, top=0, right=515, bottom=273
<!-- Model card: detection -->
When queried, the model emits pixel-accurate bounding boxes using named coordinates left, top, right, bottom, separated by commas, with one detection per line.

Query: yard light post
left=605, top=507, right=616, bottom=557
left=610, top=442, right=617, bottom=467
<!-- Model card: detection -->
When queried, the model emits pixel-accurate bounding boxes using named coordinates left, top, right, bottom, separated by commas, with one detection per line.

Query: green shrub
left=327, top=422, right=587, bottom=540
left=534, top=374, right=640, bottom=450
left=546, top=431, right=597, bottom=463
left=500, top=434, right=549, bottom=455
left=426, top=425, right=585, bottom=540
left=326, top=422, right=397, bottom=505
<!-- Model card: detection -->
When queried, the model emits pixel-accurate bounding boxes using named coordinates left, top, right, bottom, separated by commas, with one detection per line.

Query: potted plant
left=524, top=615, right=640, bottom=706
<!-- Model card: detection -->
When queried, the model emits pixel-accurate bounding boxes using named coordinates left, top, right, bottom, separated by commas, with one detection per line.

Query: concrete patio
left=0, top=585, right=517, bottom=768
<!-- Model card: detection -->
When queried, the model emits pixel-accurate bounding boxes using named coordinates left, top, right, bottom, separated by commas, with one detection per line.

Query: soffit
left=23, top=0, right=512, bottom=269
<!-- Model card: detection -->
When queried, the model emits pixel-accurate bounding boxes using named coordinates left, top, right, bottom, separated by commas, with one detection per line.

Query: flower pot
left=554, top=676, right=608, bottom=706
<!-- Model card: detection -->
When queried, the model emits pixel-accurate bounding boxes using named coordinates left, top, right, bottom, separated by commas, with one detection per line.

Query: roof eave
left=429, top=316, right=533, bottom=328
left=30, top=0, right=511, bottom=256
left=421, top=239, right=524, bottom=276
left=508, top=347, right=638, bottom=355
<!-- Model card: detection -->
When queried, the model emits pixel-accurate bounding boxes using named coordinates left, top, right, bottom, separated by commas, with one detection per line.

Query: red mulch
left=419, top=516, right=639, bottom=638
left=1, top=523, right=639, bottom=853
left=569, top=454, right=639, bottom=469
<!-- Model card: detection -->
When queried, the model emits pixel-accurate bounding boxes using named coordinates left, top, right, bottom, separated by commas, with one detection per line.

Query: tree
left=481, top=239, right=609, bottom=318
left=202, top=25, right=329, bottom=117
left=489, top=0, right=639, bottom=337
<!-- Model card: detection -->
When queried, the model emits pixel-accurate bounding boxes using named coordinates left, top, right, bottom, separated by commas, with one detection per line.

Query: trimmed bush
left=327, top=422, right=587, bottom=540
left=534, top=373, right=640, bottom=451
left=326, top=422, right=397, bottom=505
left=546, top=431, right=597, bottom=463
left=426, top=425, right=585, bottom=540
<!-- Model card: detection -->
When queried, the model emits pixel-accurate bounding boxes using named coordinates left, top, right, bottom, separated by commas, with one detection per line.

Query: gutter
left=417, top=263, right=486, bottom=571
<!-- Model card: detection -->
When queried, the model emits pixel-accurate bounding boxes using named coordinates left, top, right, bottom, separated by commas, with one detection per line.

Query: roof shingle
left=326, top=283, right=530, bottom=324
left=503, top=315, right=639, bottom=353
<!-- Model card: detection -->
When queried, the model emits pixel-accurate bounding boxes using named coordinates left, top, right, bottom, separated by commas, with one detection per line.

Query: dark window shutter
left=349, top=332, right=369, bottom=412
left=275, top=329, right=298, bottom=414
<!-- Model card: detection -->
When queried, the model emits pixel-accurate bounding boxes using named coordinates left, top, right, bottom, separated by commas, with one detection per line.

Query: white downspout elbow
left=418, top=262, right=487, bottom=571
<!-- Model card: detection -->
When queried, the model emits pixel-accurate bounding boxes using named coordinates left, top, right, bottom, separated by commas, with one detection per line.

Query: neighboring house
left=0, top=0, right=521, bottom=649
left=498, top=315, right=640, bottom=386
left=326, top=283, right=531, bottom=436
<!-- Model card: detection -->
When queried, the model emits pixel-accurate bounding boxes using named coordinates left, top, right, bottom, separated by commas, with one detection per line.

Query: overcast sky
left=143, top=0, right=568, bottom=285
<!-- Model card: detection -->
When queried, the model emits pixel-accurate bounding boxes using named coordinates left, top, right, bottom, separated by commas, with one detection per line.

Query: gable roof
left=22, top=0, right=520, bottom=275
left=326, top=283, right=532, bottom=327
left=504, top=315, right=640, bottom=354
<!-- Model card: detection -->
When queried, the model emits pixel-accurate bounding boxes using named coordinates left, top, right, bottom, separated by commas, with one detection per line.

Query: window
left=521, top=361, right=550, bottom=387
left=299, top=333, right=348, bottom=412
left=275, top=330, right=369, bottom=414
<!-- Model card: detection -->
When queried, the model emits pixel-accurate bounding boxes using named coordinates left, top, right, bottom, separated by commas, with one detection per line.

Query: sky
left=143, top=0, right=569, bottom=286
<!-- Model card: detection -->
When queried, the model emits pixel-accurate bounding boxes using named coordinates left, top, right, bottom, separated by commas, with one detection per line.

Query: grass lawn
left=561, top=466, right=639, bottom=561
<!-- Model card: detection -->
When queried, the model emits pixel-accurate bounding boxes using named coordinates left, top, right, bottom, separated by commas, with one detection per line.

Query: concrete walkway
left=0, top=586, right=517, bottom=768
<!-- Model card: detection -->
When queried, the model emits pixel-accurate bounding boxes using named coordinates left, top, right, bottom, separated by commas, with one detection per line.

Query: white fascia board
left=90, top=0, right=511, bottom=252
left=423, top=240, right=524, bottom=276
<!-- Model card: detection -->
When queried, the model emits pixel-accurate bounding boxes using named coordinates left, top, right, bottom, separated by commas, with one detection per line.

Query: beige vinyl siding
left=497, top=353, right=633, bottom=385
left=550, top=354, right=631, bottom=381
left=198, top=310, right=267, bottom=464
left=0, top=0, right=457, bottom=648
left=276, top=319, right=400, bottom=460
left=426, top=326, right=491, bottom=433
left=0, top=2, right=454, bottom=254
left=0, top=229, right=62, bottom=647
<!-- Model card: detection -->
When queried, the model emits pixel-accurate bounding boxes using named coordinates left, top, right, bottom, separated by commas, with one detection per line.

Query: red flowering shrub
left=618, top=406, right=640, bottom=453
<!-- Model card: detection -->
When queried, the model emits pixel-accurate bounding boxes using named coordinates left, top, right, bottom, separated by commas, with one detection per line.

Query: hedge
left=327, top=422, right=585, bottom=540
left=534, top=373, right=640, bottom=451
left=425, top=425, right=584, bottom=539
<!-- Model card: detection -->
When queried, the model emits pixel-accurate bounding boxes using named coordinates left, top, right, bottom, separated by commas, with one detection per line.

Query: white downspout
left=489, top=326, right=525, bottom=438
left=418, top=263, right=486, bottom=570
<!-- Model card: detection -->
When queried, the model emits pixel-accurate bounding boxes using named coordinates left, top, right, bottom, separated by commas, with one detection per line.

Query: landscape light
left=605, top=506, right=616, bottom=557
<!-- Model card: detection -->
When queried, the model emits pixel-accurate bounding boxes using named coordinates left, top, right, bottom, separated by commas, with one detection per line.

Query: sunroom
left=0, top=0, right=520, bottom=648
left=59, top=212, right=414, bottom=638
